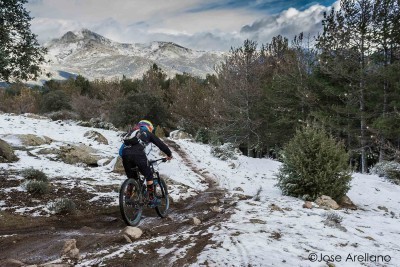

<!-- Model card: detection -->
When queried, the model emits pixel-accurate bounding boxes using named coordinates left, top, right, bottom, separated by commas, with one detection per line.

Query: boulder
left=84, top=130, right=108, bottom=145
left=15, top=134, right=53, bottom=146
left=58, top=144, right=101, bottom=166
left=302, top=201, right=313, bottom=209
left=113, top=156, right=125, bottom=174
left=169, top=130, right=193, bottom=140
left=315, top=195, right=340, bottom=210
left=0, top=139, right=18, bottom=163
left=61, top=239, right=80, bottom=261
left=338, top=195, right=357, bottom=210
left=0, top=259, right=25, bottom=266
left=269, top=203, right=283, bottom=212
left=192, top=217, right=201, bottom=225
left=122, top=226, right=143, bottom=242
left=37, top=148, right=59, bottom=155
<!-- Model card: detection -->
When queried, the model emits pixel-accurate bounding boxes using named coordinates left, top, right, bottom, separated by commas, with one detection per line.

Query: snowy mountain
left=41, top=29, right=225, bottom=83
left=1, top=112, right=400, bottom=266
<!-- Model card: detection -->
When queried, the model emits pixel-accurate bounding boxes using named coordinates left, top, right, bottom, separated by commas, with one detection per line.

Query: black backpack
left=122, top=129, right=147, bottom=146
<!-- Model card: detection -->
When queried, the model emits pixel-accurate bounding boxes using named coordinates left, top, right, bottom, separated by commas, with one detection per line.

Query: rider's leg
left=122, top=155, right=138, bottom=179
left=133, top=155, right=156, bottom=199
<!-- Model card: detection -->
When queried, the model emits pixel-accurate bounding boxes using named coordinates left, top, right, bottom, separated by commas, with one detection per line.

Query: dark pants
left=122, top=152, right=154, bottom=181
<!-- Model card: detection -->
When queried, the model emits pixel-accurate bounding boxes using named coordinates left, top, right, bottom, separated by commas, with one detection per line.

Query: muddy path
left=0, top=139, right=237, bottom=266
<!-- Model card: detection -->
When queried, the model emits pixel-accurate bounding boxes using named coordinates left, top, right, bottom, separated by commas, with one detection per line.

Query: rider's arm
left=148, top=132, right=172, bottom=157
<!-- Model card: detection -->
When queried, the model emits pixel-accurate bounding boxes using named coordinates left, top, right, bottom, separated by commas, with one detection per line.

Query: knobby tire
left=119, top=178, right=143, bottom=226
left=155, top=178, right=169, bottom=218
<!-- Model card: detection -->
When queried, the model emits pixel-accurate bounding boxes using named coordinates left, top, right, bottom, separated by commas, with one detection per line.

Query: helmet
left=137, top=120, right=154, bottom=132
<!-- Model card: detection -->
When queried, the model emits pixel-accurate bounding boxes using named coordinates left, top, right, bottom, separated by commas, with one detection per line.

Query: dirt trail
left=0, top=139, right=236, bottom=267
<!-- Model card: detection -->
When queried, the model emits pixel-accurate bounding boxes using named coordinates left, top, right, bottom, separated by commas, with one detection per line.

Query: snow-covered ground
left=1, top=113, right=400, bottom=266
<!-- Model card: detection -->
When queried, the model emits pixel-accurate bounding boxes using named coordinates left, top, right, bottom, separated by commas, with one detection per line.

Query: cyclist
left=119, top=120, right=172, bottom=207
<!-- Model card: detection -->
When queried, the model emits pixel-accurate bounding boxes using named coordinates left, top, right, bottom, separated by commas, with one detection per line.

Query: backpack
left=122, top=129, right=140, bottom=146
left=122, top=129, right=147, bottom=147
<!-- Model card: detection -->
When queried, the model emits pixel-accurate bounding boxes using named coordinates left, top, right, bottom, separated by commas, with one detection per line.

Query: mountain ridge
left=40, top=29, right=225, bottom=83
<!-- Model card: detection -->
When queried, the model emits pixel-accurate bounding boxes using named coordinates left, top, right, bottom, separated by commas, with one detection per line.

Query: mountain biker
left=119, top=120, right=172, bottom=207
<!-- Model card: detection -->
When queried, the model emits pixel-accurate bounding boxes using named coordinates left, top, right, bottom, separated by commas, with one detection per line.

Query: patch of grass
left=49, top=198, right=76, bottom=215
left=324, top=212, right=343, bottom=224
left=21, top=168, right=48, bottom=182
left=26, top=180, right=50, bottom=195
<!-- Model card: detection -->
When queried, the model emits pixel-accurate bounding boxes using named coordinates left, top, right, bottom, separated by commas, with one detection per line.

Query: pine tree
left=277, top=124, right=352, bottom=201
left=316, top=0, right=374, bottom=173
left=215, top=40, right=266, bottom=156
left=0, top=0, right=46, bottom=82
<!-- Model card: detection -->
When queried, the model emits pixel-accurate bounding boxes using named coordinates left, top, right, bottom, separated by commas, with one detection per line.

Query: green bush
left=21, top=168, right=48, bottom=182
left=40, top=90, right=71, bottom=113
left=276, top=125, right=352, bottom=201
left=26, top=180, right=50, bottom=195
left=195, top=128, right=211, bottom=144
left=49, top=198, right=76, bottom=215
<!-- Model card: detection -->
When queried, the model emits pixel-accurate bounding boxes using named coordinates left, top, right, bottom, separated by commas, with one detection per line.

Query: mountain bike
left=119, top=158, right=170, bottom=226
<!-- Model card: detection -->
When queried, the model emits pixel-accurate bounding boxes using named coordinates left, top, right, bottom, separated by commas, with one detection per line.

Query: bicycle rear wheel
left=154, top=178, right=169, bottom=218
left=119, top=178, right=143, bottom=226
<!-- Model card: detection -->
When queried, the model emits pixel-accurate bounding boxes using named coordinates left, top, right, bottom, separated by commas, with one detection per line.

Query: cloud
left=239, top=4, right=333, bottom=44
left=27, top=0, right=338, bottom=51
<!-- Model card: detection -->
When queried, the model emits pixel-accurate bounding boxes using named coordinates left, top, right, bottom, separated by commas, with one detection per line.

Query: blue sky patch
left=187, top=0, right=335, bottom=14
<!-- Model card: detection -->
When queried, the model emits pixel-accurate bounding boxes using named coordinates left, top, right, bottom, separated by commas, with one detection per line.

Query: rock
left=58, top=144, right=101, bottom=166
left=41, top=263, right=71, bottom=267
left=122, top=226, right=143, bottom=242
left=303, top=201, right=313, bottom=209
left=192, top=217, right=201, bottom=225
left=338, top=195, right=357, bottom=210
left=15, top=134, right=53, bottom=146
left=169, top=130, right=193, bottom=140
left=249, top=218, right=266, bottom=224
left=23, top=113, right=48, bottom=120
left=0, top=139, right=19, bottom=163
left=210, top=206, right=222, bottom=212
left=269, top=203, right=283, bottom=212
left=233, top=187, right=244, bottom=192
left=228, top=162, right=236, bottom=169
left=37, top=148, right=59, bottom=155
left=232, top=193, right=250, bottom=200
left=61, top=239, right=80, bottom=261
left=378, top=206, right=389, bottom=212
left=113, top=156, right=125, bottom=174
left=0, top=258, right=25, bottom=266
left=207, top=197, right=218, bottom=204
left=84, top=130, right=108, bottom=145
left=315, top=195, right=340, bottom=210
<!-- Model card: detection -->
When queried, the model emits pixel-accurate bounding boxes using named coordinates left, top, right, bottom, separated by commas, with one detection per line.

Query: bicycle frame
left=119, top=157, right=169, bottom=226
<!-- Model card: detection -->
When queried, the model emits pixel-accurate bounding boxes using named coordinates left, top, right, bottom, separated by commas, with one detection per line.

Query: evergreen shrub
left=40, top=90, right=71, bottom=113
left=26, top=180, right=50, bottom=195
left=195, top=128, right=210, bottom=144
left=276, top=125, right=352, bottom=201
left=49, top=198, right=77, bottom=215
left=21, top=168, right=48, bottom=182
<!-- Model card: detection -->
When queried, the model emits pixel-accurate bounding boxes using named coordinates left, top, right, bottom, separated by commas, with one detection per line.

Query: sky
left=27, top=0, right=339, bottom=51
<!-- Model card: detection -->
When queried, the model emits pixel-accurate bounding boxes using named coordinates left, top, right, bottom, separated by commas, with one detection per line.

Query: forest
left=1, top=0, right=399, bottom=173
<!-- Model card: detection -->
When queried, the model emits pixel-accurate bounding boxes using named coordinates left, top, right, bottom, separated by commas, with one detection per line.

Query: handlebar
left=149, top=158, right=167, bottom=164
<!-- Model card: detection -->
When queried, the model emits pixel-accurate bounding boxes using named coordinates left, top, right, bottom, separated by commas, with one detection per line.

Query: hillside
left=0, top=113, right=399, bottom=266
left=38, top=29, right=225, bottom=84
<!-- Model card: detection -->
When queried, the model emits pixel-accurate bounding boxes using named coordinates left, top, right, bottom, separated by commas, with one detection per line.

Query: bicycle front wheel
left=119, top=178, right=143, bottom=226
left=154, top=178, right=170, bottom=218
